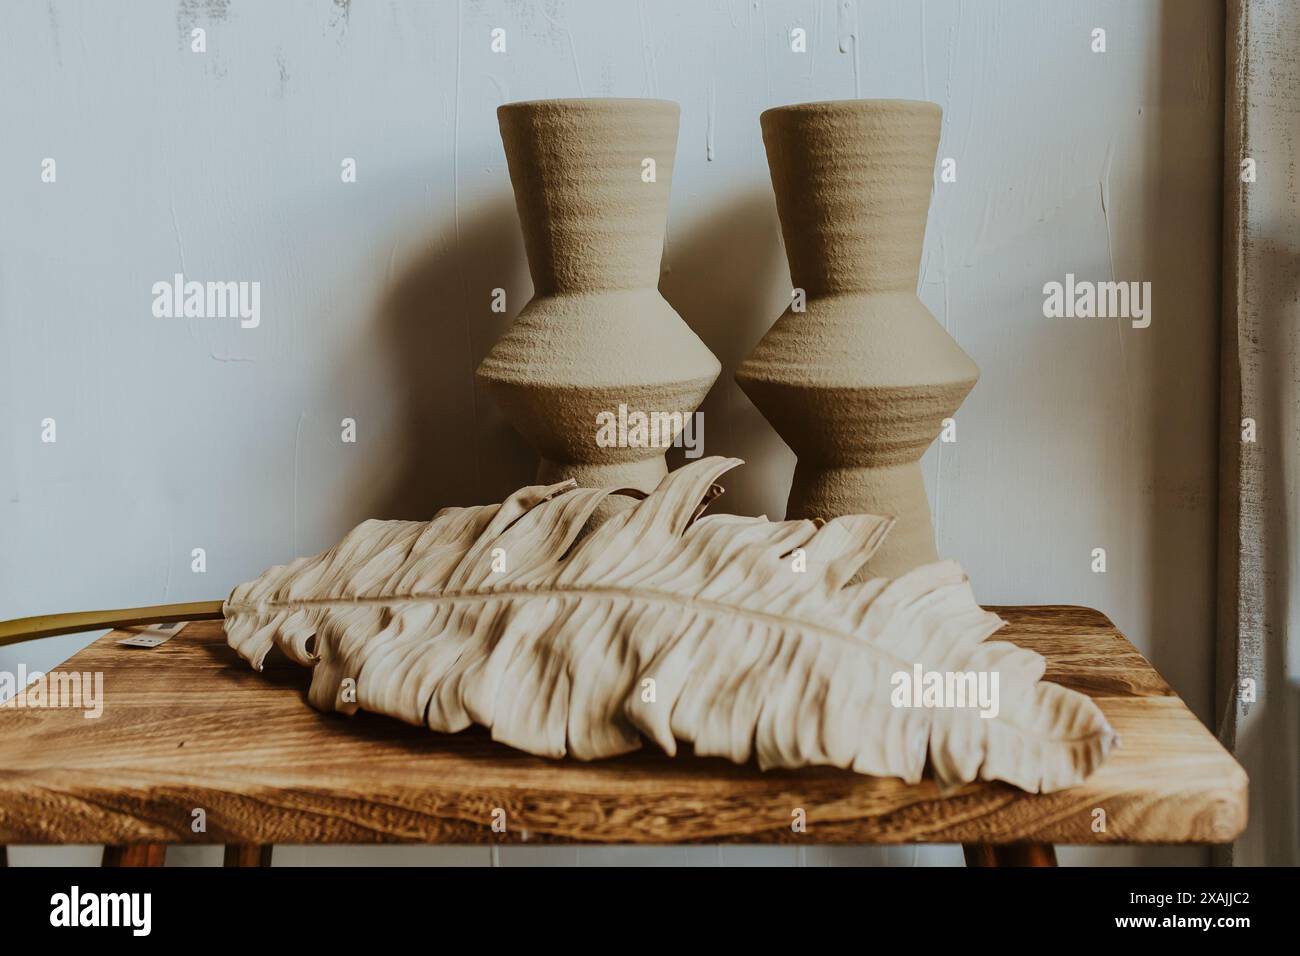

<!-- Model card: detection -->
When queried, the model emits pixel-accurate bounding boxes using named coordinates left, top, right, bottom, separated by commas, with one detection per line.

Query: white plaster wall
left=0, top=0, right=1223, bottom=866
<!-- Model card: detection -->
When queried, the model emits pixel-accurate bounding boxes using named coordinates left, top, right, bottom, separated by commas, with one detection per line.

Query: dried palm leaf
left=223, top=457, right=1116, bottom=792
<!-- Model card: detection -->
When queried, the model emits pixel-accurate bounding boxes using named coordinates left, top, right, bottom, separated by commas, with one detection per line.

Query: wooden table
left=0, top=606, right=1247, bottom=866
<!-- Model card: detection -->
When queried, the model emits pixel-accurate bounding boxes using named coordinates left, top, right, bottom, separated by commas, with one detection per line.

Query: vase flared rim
left=761, top=98, right=941, bottom=121
left=498, top=97, right=679, bottom=116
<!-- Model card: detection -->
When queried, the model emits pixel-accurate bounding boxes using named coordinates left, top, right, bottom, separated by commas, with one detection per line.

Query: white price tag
left=117, top=621, right=187, bottom=648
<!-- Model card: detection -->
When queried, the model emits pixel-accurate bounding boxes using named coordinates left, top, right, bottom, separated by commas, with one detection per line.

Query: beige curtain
left=1217, top=0, right=1300, bottom=866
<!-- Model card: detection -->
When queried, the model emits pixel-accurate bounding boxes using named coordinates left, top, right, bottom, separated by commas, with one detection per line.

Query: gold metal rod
left=0, top=600, right=225, bottom=648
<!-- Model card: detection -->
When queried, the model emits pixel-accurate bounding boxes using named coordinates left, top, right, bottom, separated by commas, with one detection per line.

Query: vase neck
left=522, top=210, right=667, bottom=294
left=787, top=245, right=926, bottom=297
left=499, top=100, right=679, bottom=295
left=761, top=101, right=941, bottom=296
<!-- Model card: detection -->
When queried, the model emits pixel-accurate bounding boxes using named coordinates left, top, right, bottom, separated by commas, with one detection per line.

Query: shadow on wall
left=661, top=189, right=790, bottom=519
left=360, top=196, right=535, bottom=522
left=351, top=186, right=790, bottom=525
left=1139, top=0, right=1222, bottom=737
left=1249, top=232, right=1300, bottom=865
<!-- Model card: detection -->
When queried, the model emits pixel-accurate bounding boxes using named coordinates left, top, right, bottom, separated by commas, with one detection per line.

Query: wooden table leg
left=102, top=844, right=167, bottom=867
left=963, top=842, right=1058, bottom=867
left=223, top=844, right=274, bottom=867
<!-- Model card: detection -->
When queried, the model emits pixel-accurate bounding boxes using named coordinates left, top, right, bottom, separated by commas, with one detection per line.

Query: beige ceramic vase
left=478, top=98, right=720, bottom=494
left=736, top=99, right=979, bottom=579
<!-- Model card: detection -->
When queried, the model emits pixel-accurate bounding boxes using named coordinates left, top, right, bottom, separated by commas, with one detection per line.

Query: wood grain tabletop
left=0, top=606, right=1247, bottom=846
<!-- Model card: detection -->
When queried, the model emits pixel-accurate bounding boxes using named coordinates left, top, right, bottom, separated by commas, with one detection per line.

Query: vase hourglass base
left=785, top=459, right=939, bottom=580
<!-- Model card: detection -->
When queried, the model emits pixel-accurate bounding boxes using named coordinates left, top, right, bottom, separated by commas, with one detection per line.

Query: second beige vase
left=736, top=99, right=979, bottom=579
left=478, top=98, right=720, bottom=494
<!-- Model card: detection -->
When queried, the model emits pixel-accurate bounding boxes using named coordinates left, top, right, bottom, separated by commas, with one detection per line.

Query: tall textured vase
left=478, top=98, right=720, bottom=494
left=736, top=100, right=979, bottom=579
